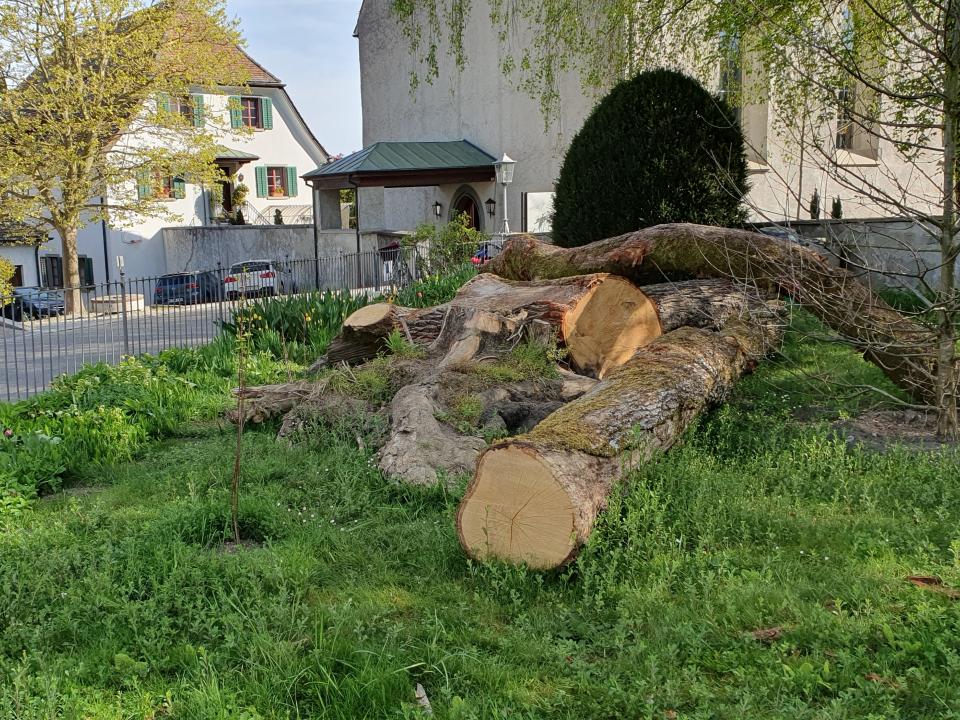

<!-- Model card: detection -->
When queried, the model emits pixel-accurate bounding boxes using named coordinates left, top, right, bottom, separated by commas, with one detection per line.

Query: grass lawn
left=2, top=310, right=960, bottom=719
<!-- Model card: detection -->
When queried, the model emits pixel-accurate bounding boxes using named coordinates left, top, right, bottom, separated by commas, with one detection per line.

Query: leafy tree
left=552, top=69, right=747, bottom=247
left=391, top=0, right=960, bottom=437
left=0, top=0, right=247, bottom=311
left=0, top=255, right=12, bottom=306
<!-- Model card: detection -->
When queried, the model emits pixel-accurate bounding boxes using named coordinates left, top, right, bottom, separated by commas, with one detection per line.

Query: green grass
left=1, top=311, right=960, bottom=718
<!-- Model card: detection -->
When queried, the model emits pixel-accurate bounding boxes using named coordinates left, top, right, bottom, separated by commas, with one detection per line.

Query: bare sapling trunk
left=456, top=305, right=785, bottom=570
left=937, top=3, right=960, bottom=439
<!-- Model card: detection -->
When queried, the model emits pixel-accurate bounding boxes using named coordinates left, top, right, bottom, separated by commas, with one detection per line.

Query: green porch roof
left=302, top=140, right=496, bottom=189
left=215, top=147, right=260, bottom=162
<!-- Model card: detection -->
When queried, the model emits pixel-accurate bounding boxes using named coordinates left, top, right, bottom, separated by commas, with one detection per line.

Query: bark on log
left=484, top=223, right=937, bottom=401
left=456, top=308, right=784, bottom=570
left=321, top=274, right=769, bottom=378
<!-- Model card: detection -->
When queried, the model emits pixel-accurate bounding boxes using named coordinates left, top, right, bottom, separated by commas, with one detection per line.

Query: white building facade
left=350, top=0, right=941, bottom=236
left=3, top=52, right=328, bottom=288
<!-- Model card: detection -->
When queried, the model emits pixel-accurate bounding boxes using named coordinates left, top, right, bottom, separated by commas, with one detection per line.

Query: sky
left=225, top=0, right=364, bottom=157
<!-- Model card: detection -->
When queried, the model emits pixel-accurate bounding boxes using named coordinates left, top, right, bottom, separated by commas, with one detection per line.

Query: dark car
left=154, top=271, right=221, bottom=305
left=756, top=225, right=810, bottom=247
left=1, top=287, right=65, bottom=321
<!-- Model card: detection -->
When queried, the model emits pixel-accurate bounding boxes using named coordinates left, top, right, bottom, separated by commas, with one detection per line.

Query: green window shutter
left=260, top=97, right=273, bottom=130
left=229, top=96, right=242, bottom=129
left=173, top=176, right=186, bottom=199
left=136, top=169, right=152, bottom=200
left=192, top=94, right=204, bottom=127
left=255, top=167, right=268, bottom=198
left=286, top=167, right=298, bottom=197
left=158, top=92, right=171, bottom=114
left=80, top=257, right=94, bottom=287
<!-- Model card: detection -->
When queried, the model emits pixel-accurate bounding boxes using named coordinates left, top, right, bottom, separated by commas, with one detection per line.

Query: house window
left=718, top=32, right=743, bottom=127
left=266, top=167, right=289, bottom=198
left=241, top=97, right=262, bottom=128
left=836, top=86, right=856, bottom=150
left=11, top=265, right=23, bottom=287
left=156, top=174, right=175, bottom=199
left=40, top=256, right=62, bottom=289
left=137, top=171, right=185, bottom=200
left=40, top=256, right=93, bottom=288
left=171, top=97, right=194, bottom=122
left=230, top=96, right=273, bottom=131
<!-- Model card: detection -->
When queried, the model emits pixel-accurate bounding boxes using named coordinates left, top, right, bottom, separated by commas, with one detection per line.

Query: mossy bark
left=456, top=309, right=784, bottom=570
left=485, top=223, right=938, bottom=402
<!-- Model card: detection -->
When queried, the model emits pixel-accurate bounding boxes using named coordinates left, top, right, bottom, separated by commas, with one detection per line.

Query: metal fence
left=1, top=242, right=503, bottom=402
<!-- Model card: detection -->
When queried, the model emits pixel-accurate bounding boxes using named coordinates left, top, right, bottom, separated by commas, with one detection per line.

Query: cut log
left=320, top=274, right=769, bottom=378
left=484, top=223, right=938, bottom=401
left=456, top=309, right=784, bottom=570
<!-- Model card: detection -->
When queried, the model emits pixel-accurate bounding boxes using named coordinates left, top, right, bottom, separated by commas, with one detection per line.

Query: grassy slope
left=2, top=311, right=960, bottom=719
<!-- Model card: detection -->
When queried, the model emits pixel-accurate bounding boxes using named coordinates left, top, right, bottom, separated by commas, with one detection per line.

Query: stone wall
left=161, top=225, right=384, bottom=273
left=764, top=218, right=954, bottom=292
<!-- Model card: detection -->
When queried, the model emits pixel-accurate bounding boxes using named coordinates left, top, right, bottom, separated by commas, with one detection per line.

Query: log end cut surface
left=563, top=277, right=661, bottom=378
left=344, top=303, right=395, bottom=329
left=458, top=446, right=576, bottom=569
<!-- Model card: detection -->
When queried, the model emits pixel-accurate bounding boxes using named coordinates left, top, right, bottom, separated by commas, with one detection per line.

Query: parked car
left=471, top=242, right=503, bottom=266
left=756, top=224, right=810, bottom=247
left=1, top=287, right=65, bottom=321
left=223, top=260, right=289, bottom=299
left=154, top=271, right=221, bottom=305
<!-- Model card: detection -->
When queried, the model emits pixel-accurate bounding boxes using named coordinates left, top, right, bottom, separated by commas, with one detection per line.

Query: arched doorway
left=449, top=186, right=483, bottom=230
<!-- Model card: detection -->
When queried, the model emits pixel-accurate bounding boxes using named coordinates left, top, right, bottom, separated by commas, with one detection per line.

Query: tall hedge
left=552, top=69, right=749, bottom=247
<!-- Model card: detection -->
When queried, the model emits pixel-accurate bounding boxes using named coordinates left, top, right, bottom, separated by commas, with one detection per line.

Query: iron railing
left=1, top=241, right=503, bottom=402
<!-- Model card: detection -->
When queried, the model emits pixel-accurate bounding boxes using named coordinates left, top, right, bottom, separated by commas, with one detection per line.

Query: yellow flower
left=304, top=314, right=312, bottom=322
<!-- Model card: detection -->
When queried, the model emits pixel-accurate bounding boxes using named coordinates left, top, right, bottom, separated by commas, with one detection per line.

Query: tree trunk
left=321, top=274, right=770, bottom=378
left=937, top=0, right=960, bottom=439
left=60, top=225, right=83, bottom=315
left=456, top=309, right=784, bottom=570
left=485, top=223, right=938, bottom=402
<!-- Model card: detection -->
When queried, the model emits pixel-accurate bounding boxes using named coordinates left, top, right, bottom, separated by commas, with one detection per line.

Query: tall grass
left=0, top=310, right=959, bottom=718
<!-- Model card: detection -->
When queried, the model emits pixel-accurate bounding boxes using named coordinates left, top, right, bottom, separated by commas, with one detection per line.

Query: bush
left=0, top=256, right=13, bottom=306
left=552, top=68, right=749, bottom=247
left=404, top=213, right=487, bottom=277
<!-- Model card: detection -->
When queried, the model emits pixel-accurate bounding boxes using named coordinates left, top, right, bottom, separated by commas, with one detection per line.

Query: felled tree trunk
left=456, top=309, right=784, bottom=570
left=485, top=223, right=938, bottom=401
left=321, top=274, right=769, bottom=378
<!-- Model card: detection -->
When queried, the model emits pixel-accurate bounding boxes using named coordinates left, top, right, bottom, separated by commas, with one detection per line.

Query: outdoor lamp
left=433, top=201, right=442, bottom=218
left=494, top=154, right=516, bottom=185
left=493, top=154, right=516, bottom=234
left=485, top=198, right=496, bottom=217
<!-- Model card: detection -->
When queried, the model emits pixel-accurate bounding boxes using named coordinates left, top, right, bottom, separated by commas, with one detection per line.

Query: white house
left=3, top=48, right=328, bottom=288
left=321, top=0, right=940, bottom=240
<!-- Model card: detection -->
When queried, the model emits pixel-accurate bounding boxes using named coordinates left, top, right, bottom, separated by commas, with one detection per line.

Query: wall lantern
left=433, top=201, right=443, bottom=218
left=485, top=198, right=497, bottom=217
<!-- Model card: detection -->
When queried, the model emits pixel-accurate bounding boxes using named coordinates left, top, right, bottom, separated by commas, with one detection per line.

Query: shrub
left=0, top=256, right=13, bottom=306
left=404, top=213, right=488, bottom=277
left=552, top=68, right=749, bottom=247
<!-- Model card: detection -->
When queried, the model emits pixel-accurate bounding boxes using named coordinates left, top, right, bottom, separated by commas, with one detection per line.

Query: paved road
left=1, top=302, right=227, bottom=401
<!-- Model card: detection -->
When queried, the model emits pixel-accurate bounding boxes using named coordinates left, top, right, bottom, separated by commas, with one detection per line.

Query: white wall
left=1, top=245, right=41, bottom=287
left=32, top=85, right=328, bottom=284
left=357, top=0, right=595, bottom=234
left=356, top=0, right=941, bottom=230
